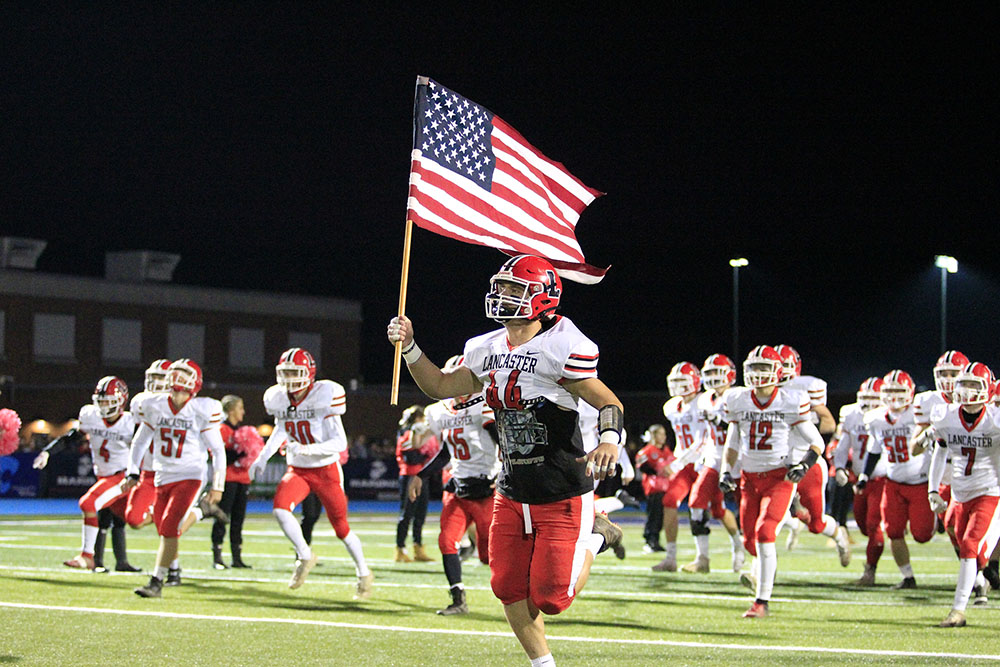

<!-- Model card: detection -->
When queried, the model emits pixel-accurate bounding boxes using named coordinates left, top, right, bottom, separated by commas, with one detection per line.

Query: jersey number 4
left=485, top=370, right=524, bottom=410
left=159, top=428, right=187, bottom=458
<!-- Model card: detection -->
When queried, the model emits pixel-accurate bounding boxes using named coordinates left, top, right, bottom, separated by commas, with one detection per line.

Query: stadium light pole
left=730, top=258, right=749, bottom=363
left=935, top=255, right=957, bottom=354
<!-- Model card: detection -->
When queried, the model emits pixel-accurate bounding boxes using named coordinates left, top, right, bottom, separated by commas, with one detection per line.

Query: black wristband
left=799, top=449, right=819, bottom=469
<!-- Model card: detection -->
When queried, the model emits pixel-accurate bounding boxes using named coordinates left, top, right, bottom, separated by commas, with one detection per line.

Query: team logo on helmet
left=276, top=348, right=317, bottom=393
left=743, top=345, right=783, bottom=388
left=93, top=376, right=129, bottom=419
left=485, top=255, right=562, bottom=322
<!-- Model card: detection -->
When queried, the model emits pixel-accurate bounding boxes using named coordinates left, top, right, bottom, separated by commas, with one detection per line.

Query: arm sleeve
left=204, top=426, right=227, bottom=492
left=417, top=443, right=452, bottom=480
left=127, top=423, right=153, bottom=477
left=721, top=422, right=739, bottom=474
left=42, top=428, right=84, bottom=455
left=617, top=446, right=635, bottom=480
left=792, top=419, right=825, bottom=454
left=832, top=427, right=853, bottom=469
left=255, top=422, right=288, bottom=465
left=927, top=441, right=948, bottom=492
left=310, top=415, right=348, bottom=456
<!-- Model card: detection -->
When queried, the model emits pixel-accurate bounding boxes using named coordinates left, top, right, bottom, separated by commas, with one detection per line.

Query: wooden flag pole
left=390, top=219, right=414, bottom=406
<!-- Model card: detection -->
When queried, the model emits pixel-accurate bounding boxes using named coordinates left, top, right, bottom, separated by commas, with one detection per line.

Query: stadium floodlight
left=935, top=255, right=958, bottom=274
left=729, top=258, right=749, bottom=268
left=935, top=255, right=958, bottom=353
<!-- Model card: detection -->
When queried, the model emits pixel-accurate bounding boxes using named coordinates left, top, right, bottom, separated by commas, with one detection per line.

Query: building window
left=167, top=323, right=205, bottom=362
left=102, top=317, right=142, bottom=363
left=229, top=327, right=264, bottom=369
left=288, top=332, right=321, bottom=367
left=33, top=313, right=76, bottom=361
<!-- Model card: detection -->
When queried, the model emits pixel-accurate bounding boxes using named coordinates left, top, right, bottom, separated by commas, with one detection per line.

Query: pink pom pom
left=233, top=425, right=265, bottom=462
left=0, top=409, right=22, bottom=456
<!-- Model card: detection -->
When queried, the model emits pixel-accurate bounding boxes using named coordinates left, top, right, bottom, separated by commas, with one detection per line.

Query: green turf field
left=0, top=512, right=997, bottom=665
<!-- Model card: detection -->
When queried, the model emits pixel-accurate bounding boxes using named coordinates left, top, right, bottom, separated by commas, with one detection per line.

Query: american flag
left=406, top=77, right=608, bottom=283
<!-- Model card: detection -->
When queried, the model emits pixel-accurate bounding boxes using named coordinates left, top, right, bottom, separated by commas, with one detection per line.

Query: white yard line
left=0, top=600, right=996, bottom=661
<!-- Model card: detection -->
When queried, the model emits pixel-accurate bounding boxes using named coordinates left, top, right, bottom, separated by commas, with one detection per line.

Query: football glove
left=834, top=468, right=849, bottom=487
left=719, top=472, right=737, bottom=494
left=928, top=490, right=948, bottom=514
left=855, top=474, right=869, bottom=492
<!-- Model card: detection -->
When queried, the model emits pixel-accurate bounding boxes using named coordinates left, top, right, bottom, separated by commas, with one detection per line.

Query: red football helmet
left=701, top=354, right=736, bottom=391
left=169, top=359, right=203, bottom=396
left=880, top=370, right=915, bottom=411
left=775, top=344, right=801, bottom=385
left=953, top=362, right=994, bottom=407
left=485, top=255, right=562, bottom=322
left=144, top=358, right=173, bottom=393
left=92, top=376, right=129, bottom=419
left=276, top=348, right=316, bottom=393
left=934, top=350, right=970, bottom=394
left=856, top=377, right=884, bottom=412
left=667, top=362, right=702, bottom=397
left=743, top=345, right=783, bottom=388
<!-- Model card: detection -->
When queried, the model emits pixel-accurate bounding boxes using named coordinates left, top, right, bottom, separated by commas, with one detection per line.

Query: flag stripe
left=493, top=140, right=582, bottom=227
left=492, top=157, right=578, bottom=233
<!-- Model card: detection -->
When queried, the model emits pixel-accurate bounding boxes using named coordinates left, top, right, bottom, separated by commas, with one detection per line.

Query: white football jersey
left=914, top=390, right=951, bottom=426
left=697, top=389, right=730, bottom=470
left=833, top=403, right=886, bottom=478
left=264, top=380, right=348, bottom=469
left=78, top=404, right=136, bottom=477
left=136, top=394, right=225, bottom=486
left=724, top=386, right=809, bottom=473
left=864, top=406, right=927, bottom=484
left=784, top=374, right=827, bottom=457
left=129, top=391, right=160, bottom=471
left=663, top=394, right=710, bottom=465
left=929, top=404, right=1000, bottom=503
left=425, top=397, right=500, bottom=481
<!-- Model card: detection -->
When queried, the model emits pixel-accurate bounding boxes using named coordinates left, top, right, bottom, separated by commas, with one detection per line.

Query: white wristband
left=599, top=430, right=622, bottom=448
left=401, top=340, right=423, bottom=364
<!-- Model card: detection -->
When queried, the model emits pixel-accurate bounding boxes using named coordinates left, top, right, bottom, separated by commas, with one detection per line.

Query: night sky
left=3, top=6, right=997, bottom=394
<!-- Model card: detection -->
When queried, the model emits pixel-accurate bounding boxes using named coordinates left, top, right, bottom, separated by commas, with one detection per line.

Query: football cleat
left=681, top=556, right=711, bottom=574
left=134, top=576, right=163, bottom=598
left=643, top=542, right=666, bottom=554
left=740, top=571, right=757, bottom=592
left=165, top=567, right=182, bottom=586
left=732, top=549, right=746, bottom=573
left=198, top=494, right=230, bottom=524
left=854, top=564, right=876, bottom=587
left=939, top=609, right=966, bottom=627
left=353, top=573, right=375, bottom=600
left=892, top=576, right=917, bottom=590
left=615, top=488, right=642, bottom=510
left=983, top=561, right=1000, bottom=591
left=115, top=562, right=142, bottom=573
left=834, top=526, right=852, bottom=567
left=437, top=587, right=468, bottom=615
left=457, top=543, right=477, bottom=562
left=973, top=585, right=988, bottom=607
left=651, top=556, right=677, bottom=572
left=742, top=601, right=769, bottom=618
left=592, top=512, right=624, bottom=559
left=63, top=554, right=95, bottom=570
left=289, top=552, right=319, bottom=589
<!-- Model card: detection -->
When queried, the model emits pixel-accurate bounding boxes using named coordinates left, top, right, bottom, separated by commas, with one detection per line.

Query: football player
left=636, top=424, right=674, bottom=553
left=687, top=354, right=744, bottom=573
left=857, top=370, right=932, bottom=590
left=125, top=359, right=172, bottom=532
left=126, top=359, right=227, bottom=598
left=248, top=348, right=374, bottom=599
left=925, top=362, right=1000, bottom=627
left=719, top=345, right=826, bottom=618
left=833, top=377, right=887, bottom=585
left=407, top=355, right=501, bottom=615
left=652, top=362, right=709, bottom=573
left=774, top=345, right=850, bottom=566
left=387, top=254, right=625, bottom=665
left=395, top=405, right=437, bottom=563
left=34, top=376, right=137, bottom=571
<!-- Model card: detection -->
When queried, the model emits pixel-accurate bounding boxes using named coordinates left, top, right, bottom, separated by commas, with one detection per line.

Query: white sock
left=730, top=532, right=743, bottom=553
left=585, top=533, right=605, bottom=557
left=954, top=558, right=977, bottom=612
left=665, top=542, right=677, bottom=561
left=594, top=497, right=624, bottom=514
left=341, top=531, right=370, bottom=577
left=757, top=542, right=777, bottom=601
left=899, top=563, right=914, bottom=579
left=786, top=516, right=804, bottom=533
left=155, top=565, right=169, bottom=580
left=274, top=508, right=312, bottom=560
left=189, top=507, right=204, bottom=523
left=530, top=654, right=556, bottom=667
left=821, top=515, right=838, bottom=537
left=976, top=570, right=987, bottom=589
left=82, top=524, right=99, bottom=554
left=695, top=535, right=710, bottom=560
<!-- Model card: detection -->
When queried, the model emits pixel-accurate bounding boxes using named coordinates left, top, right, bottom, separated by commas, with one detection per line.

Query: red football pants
left=662, top=464, right=698, bottom=509
left=489, top=492, right=593, bottom=615
left=880, top=479, right=935, bottom=542
left=740, top=468, right=795, bottom=556
left=688, top=466, right=727, bottom=519
left=853, top=476, right=886, bottom=566
left=273, top=464, right=351, bottom=538
left=796, top=456, right=830, bottom=534
left=954, top=495, right=1000, bottom=568
left=439, top=491, right=493, bottom=563
left=125, top=470, right=156, bottom=528
left=153, top=479, right=203, bottom=537
left=79, top=473, right=127, bottom=514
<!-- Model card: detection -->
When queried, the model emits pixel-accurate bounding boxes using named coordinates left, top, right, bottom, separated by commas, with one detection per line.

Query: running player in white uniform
left=857, top=370, right=931, bottom=590
left=407, top=355, right=501, bottom=615
left=34, top=376, right=136, bottom=570
left=719, top=345, right=825, bottom=618
left=926, top=362, right=1000, bottom=627
left=248, top=348, right=373, bottom=599
left=127, top=359, right=226, bottom=598
left=833, top=377, right=887, bottom=585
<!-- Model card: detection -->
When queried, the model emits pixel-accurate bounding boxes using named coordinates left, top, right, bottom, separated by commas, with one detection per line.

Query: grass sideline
left=0, top=510, right=997, bottom=665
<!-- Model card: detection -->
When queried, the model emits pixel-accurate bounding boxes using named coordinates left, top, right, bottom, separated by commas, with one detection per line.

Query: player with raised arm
left=687, top=354, right=744, bottom=573
left=388, top=254, right=625, bottom=666
left=774, top=345, right=850, bottom=565
left=925, top=362, right=1000, bottom=626
left=718, top=345, right=825, bottom=618
left=34, top=376, right=137, bottom=571
left=126, top=359, right=226, bottom=598
left=407, top=355, right=501, bottom=615
left=833, top=377, right=887, bottom=585
left=652, top=362, right=708, bottom=573
left=857, top=370, right=932, bottom=590
left=247, top=348, right=373, bottom=599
